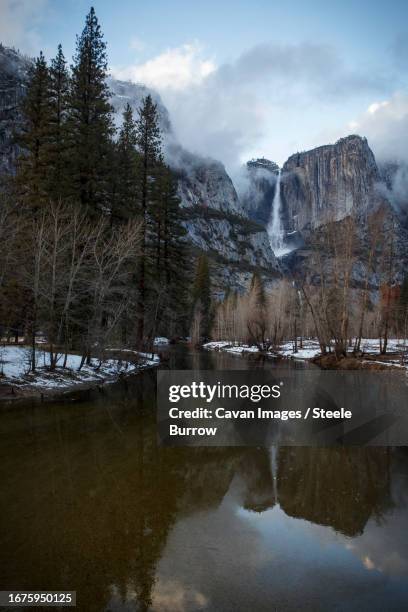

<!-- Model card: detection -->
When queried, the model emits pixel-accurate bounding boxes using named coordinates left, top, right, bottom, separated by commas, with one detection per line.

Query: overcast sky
left=1, top=0, right=408, bottom=173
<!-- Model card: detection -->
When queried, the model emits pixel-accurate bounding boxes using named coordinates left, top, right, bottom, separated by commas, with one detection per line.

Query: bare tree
left=80, top=217, right=141, bottom=367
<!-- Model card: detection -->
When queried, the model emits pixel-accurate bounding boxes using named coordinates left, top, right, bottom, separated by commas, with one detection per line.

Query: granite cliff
left=281, top=135, right=385, bottom=232
left=241, top=157, right=279, bottom=226
left=279, top=136, right=408, bottom=284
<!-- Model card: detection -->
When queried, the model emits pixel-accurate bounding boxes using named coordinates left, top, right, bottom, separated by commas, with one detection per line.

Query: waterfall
left=267, top=170, right=288, bottom=257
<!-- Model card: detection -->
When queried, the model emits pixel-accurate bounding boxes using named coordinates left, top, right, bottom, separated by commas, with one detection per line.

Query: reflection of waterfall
left=267, top=171, right=288, bottom=257
left=270, top=446, right=278, bottom=505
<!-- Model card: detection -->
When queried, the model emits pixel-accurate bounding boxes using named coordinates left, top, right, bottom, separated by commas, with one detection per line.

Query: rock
left=281, top=135, right=384, bottom=232
left=241, top=157, right=279, bottom=226
left=0, top=45, right=31, bottom=176
left=107, top=77, right=172, bottom=134
left=168, top=145, right=281, bottom=291
left=170, top=143, right=243, bottom=215
left=277, top=135, right=408, bottom=286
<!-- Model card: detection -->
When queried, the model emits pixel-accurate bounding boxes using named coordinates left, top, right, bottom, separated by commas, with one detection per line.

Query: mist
left=135, top=40, right=394, bottom=177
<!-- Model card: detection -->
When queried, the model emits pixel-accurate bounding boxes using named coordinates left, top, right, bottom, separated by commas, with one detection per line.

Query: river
left=0, top=346, right=408, bottom=611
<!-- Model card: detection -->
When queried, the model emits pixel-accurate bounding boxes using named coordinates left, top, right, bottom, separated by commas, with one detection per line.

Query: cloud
left=343, top=93, right=408, bottom=212
left=0, top=0, right=47, bottom=54
left=367, top=101, right=389, bottom=115
left=155, top=41, right=392, bottom=172
left=112, top=42, right=216, bottom=91
left=114, top=40, right=399, bottom=174
left=129, top=36, right=146, bottom=53
left=347, top=92, right=408, bottom=163
left=213, top=42, right=390, bottom=101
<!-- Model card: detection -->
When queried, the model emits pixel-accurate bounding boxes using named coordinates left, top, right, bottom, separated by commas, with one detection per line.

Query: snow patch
left=0, top=346, right=160, bottom=390
left=154, top=337, right=170, bottom=345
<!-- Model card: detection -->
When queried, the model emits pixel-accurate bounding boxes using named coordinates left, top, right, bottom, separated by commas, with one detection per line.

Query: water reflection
left=0, top=349, right=407, bottom=611
left=277, top=447, right=392, bottom=536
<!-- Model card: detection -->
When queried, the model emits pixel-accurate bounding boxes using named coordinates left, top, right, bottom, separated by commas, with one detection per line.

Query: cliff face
left=0, top=45, right=30, bottom=175
left=168, top=145, right=280, bottom=291
left=170, top=144, right=242, bottom=215
left=108, top=77, right=172, bottom=134
left=278, top=136, right=408, bottom=285
left=378, top=159, right=408, bottom=229
left=241, top=158, right=279, bottom=226
left=281, top=135, right=383, bottom=232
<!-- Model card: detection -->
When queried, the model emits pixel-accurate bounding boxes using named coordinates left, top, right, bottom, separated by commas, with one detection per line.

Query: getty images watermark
left=157, top=370, right=408, bottom=446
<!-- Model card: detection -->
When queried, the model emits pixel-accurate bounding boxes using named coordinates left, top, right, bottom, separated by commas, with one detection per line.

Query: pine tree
left=114, top=103, right=139, bottom=222
left=15, top=51, right=50, bottom=209
left=192, top=254, right=212, bottom=340
left=135, top=94, right=162, bottom=345
left=250, top=272, right=267, bottom=309
left=149, top=164, right=189, bottom=336
left=399, top=274, right=408, bottom=335
left=68, top=6, right=114, bottom=212
left=400, top=275, right=408, bottom=309
left=46, top=44, right=70, bottom=200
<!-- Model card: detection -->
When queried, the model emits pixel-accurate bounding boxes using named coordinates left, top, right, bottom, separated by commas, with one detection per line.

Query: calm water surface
left=1, top=346, right=408, bottom=611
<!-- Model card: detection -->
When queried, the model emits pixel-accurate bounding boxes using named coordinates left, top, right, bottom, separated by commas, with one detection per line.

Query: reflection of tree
left=277, top=447, right=392, bottom=536
left=0, top=388, right=184, bottom=611
left=0, top=377, right=246, bottom=612
left=164, top=345, right=216, bottom=371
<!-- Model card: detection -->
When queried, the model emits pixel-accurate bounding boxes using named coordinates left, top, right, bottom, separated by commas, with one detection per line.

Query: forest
left=0, top=8, right=213, bottom=373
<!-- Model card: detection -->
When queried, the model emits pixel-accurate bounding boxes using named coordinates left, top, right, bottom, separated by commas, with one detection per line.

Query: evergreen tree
left=68, top=6, right=114, bottom=211
left=149, top=164, right=189, bottom=336
left=191, top=254, right=212, bottom=340
left=400, top=275, right=408, bottom=309
left=135, top=94, right=162, bottom=345
left=114, top=103, right=139, bottom=222
left=16, top=51, right=50, bottom=209
left=46, top=44, right=70, bottom=200
left=399, top=274, right=408, bottom=334
left=250, top=271, right=267, bottom=308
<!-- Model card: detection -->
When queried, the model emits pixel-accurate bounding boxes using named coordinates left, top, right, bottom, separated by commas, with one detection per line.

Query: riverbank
left=0, top=345, right=160, bottom=402
left=203, top=339, right=322, bottom=361
left=313, top=352, right=407, bottom=370
left=203, top=339, right=408, bottom=370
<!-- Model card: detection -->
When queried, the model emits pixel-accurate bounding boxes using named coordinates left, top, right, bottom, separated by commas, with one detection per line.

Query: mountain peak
left=247, top=158, right=279, bottom=173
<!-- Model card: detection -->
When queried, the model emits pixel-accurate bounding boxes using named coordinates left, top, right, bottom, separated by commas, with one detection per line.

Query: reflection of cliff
left=277, top=447, right=391, bottom=536
left=237, top=449, right=275, bottom=512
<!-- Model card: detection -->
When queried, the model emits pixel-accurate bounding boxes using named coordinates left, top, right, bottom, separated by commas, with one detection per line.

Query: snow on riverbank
left=203, top=341, right=259, bottom=354
left=277, top=341, right=321, bottom=359
left=0, top=345, right=159, bottom=391
left=203, top=339, right=321, bottom=360
left=203, top=338, right=408, bottom=363
left=358, top=339, right=406, bottom=353
left=154, top=337, right=169, bottom=345
left=203, top=340, right=320, bottom=359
